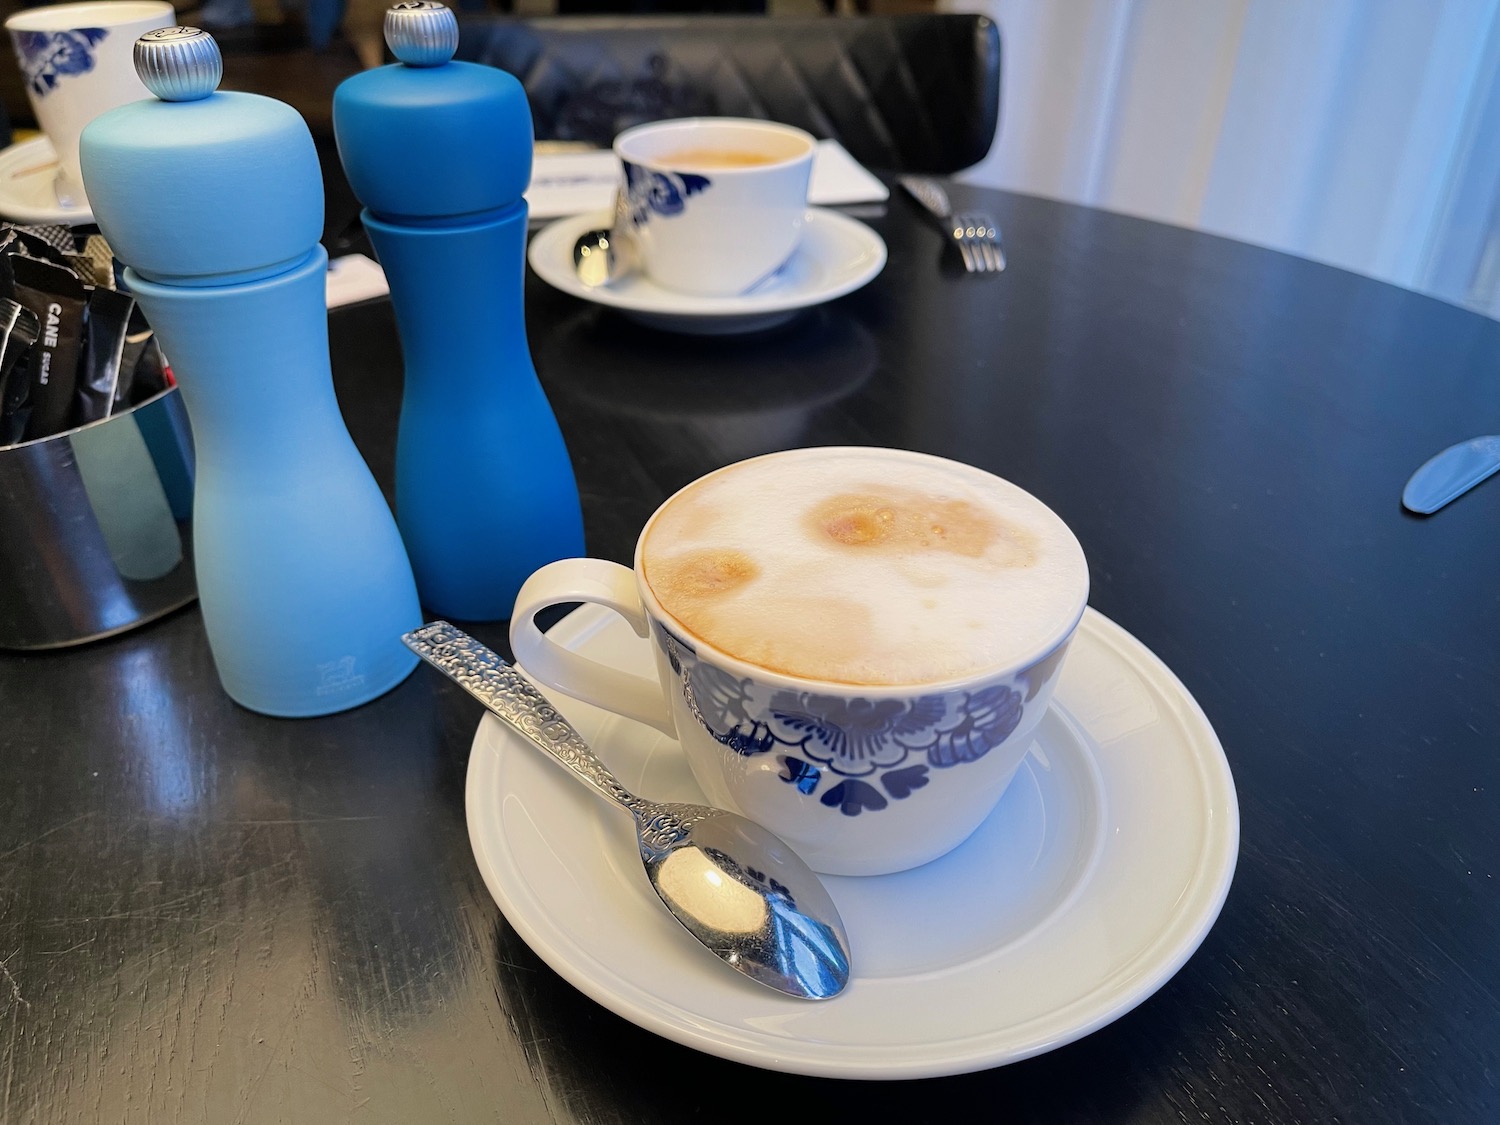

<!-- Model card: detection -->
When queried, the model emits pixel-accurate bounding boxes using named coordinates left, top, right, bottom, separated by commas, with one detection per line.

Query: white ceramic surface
left=6, top=1, right=174, bottom=209
left=615, top=117, right=815, bottom=296
left=509, top=448, right=1091, bottom=877
left=527, top=208, right=887, bottom=335
left=466, top=603, right=1239, bottom=1079
left=526, top=138, right=888, bottom=221
left=0, top=136, right=91, bottom=224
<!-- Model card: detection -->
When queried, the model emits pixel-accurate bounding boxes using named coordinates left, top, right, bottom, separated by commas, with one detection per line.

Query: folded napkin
left=525, top=139, right=889, bottom=220
left=326, top=252, right=389, bottom=309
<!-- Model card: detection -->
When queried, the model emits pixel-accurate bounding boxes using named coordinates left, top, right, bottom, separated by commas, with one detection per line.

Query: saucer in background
left=527, top=207, right=886, bottom=335
left=0, top=136, right=92, bottom=225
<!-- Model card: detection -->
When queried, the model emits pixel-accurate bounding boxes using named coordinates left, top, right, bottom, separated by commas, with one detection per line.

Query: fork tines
left=953, top=212, right=1005, bottom=274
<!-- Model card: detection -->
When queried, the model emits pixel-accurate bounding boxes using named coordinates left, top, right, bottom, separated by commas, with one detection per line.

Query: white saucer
left=0, top=137, right=91, bottom=225
left=527, top=208, right=887, bottom=334
left=466, top=605, right=1238, bottom=1079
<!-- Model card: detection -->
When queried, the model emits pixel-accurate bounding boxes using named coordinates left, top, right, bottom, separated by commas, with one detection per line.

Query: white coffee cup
left=6, top=1, right=175, bottom=210
left=511, top=447, right=1091, bottom=876
left=613, top=117, right=815, bottom=297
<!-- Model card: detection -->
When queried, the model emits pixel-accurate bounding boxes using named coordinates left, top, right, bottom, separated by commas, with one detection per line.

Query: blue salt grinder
left=79, top=27, right=422, bottom=717
left=332, top=2, right=585, bottom=621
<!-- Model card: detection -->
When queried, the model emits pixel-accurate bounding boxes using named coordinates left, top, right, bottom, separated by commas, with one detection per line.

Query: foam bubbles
left=641, top=449, right=1089, bottom=685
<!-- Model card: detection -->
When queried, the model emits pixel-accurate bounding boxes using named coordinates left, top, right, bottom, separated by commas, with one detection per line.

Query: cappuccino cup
left=511, top=447, right=1090, bottom=876
left=613, top=117, right=815, bottom=297
left=6, top=1, right=175, bottom=209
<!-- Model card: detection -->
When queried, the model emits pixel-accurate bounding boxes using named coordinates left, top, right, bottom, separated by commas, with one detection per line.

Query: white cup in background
left=5, top=1, right=174, bottom=209
left=614, top=117, right=815, bottom=297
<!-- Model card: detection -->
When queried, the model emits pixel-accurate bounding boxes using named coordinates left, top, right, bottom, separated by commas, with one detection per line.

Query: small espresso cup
left=511, top=447, right=1090, bottom=876
left=613, top=117, right=815, bottom=297
left=5, top=1, right=174, bottom=209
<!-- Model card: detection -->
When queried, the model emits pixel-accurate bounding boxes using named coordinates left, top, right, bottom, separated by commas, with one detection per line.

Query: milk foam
left=641, top=449, right=1089, bottom=685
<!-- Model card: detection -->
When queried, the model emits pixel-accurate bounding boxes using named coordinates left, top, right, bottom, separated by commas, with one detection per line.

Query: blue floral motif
left=622, top=160, right=711, bottom=226
left=655, top=619, right=1038, bottom=819
left=1021, top=642, right=1070, bottom=702
left=664, top=624, right=776, bottom=755
left=926, top=684, right=1024, bottom=768
left=653, top=619, right=689, bottom=674
left=14, top=28, right=107, bottom=98
left=688, top=660, right=777, bottom=755
left=880, top=764, right=929, bottom=800
left=821, top=779, right=887, bottom=816
left=770, top=692, right=946, bottom=776
left=778, top=755, right=821, bottom=794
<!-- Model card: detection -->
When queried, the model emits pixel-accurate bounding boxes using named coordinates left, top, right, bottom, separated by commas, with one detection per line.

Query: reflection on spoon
left=402, top=621, right=852, bottom=1000
left=572, top=225, right=791, bottom=295
left=572, top=227, right=633, bottom=288
left=53, top=170, right=82, bottom=210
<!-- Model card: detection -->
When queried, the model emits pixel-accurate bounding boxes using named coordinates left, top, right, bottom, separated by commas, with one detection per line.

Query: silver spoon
left=1402, top=434, right=1500, bottom=514
left=575, top=191, right=638, bottom=288
left=402, top=621, right=852, bottom=1000
left=571, top=225, right=794, bottom=295
left=572, top=226, right=635, bottom=288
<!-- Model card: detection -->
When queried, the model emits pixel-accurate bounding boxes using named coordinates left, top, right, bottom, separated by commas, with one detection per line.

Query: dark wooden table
left=3, top=186, right=1498, bottom=1124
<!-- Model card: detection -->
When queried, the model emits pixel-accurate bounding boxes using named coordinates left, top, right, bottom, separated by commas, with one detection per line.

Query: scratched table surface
left=3, top=185, right=1499, bottom=1124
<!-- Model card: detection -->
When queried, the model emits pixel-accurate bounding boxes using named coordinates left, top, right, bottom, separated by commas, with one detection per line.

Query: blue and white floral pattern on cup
left=13, top=27, right=107, bottom=98
left=612, top=117, right=815, bottom=297
left=621, top=160, right=712, bottom=226
left=510, top=447, right=1090, bottom=877
left=5, top=2, right=175, bottom=207
left=654, top=618, right=1074, bottom=827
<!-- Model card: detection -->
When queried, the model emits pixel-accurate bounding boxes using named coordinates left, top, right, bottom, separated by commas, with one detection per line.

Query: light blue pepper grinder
left=80, top=27, right=423, bottom=717
left=332, top=2, right=585, bottom=622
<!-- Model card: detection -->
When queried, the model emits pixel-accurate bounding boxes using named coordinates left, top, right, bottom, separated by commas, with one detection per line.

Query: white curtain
left=944, top=0, right=1500, bottom=319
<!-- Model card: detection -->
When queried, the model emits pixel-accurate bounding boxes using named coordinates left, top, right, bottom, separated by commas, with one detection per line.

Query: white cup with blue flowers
left=511, top=447, right=1091, bottom=876
left=6, top=1, right=174, bottom=210
left=612, top=117, right=816, bottom=297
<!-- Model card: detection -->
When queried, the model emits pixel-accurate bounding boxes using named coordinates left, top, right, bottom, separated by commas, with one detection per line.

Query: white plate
left=526, top=207, right=886, bottom=334
left=0, top=136, right=92, bottom=225
left=466, top=605, right=1238, bottom=1080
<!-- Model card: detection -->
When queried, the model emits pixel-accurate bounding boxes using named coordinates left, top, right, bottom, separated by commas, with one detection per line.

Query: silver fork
left=953, top=212, right=1005, bottom=273
left=899, top=175, right=1006, bottom=273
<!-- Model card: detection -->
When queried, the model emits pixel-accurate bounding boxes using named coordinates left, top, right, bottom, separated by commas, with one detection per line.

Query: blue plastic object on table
left=79, top=27, right=422, bottom=717
left=332, top=2, right=585, bottom=622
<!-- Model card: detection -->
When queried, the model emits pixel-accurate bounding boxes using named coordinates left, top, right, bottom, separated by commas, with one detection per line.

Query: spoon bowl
left=403, top=621, right=851, bottom=1000
left=573, top=226, right=634, bottom=288
left=572, top=223, right=795, bottom=297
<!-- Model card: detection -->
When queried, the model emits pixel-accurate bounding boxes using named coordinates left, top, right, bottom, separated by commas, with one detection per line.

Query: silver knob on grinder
left=134, top=27, right=222, bottom=103
left=384, top=1, right=459, bottom=68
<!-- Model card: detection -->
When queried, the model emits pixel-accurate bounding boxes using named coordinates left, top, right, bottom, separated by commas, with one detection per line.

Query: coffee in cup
left=651, top=149, right=781, bottom=169
left=642, top=450, right=1081, bottom=684
left=613, top=117, right=815, bottom=297
left=512, top=447, right=1090, bottom=876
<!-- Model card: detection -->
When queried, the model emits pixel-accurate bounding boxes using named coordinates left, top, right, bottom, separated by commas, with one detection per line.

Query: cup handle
left=509, top=558, right=677, bottom=737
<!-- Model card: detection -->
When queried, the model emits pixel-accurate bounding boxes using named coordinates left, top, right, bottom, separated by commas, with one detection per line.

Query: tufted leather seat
left=456, top=15, right=1001, bottom=174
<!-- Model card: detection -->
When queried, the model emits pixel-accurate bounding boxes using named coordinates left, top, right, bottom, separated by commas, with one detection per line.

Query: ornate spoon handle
left=898, top=174, right=953, bottom=221
left=402, top=621, right=636, bottom=810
